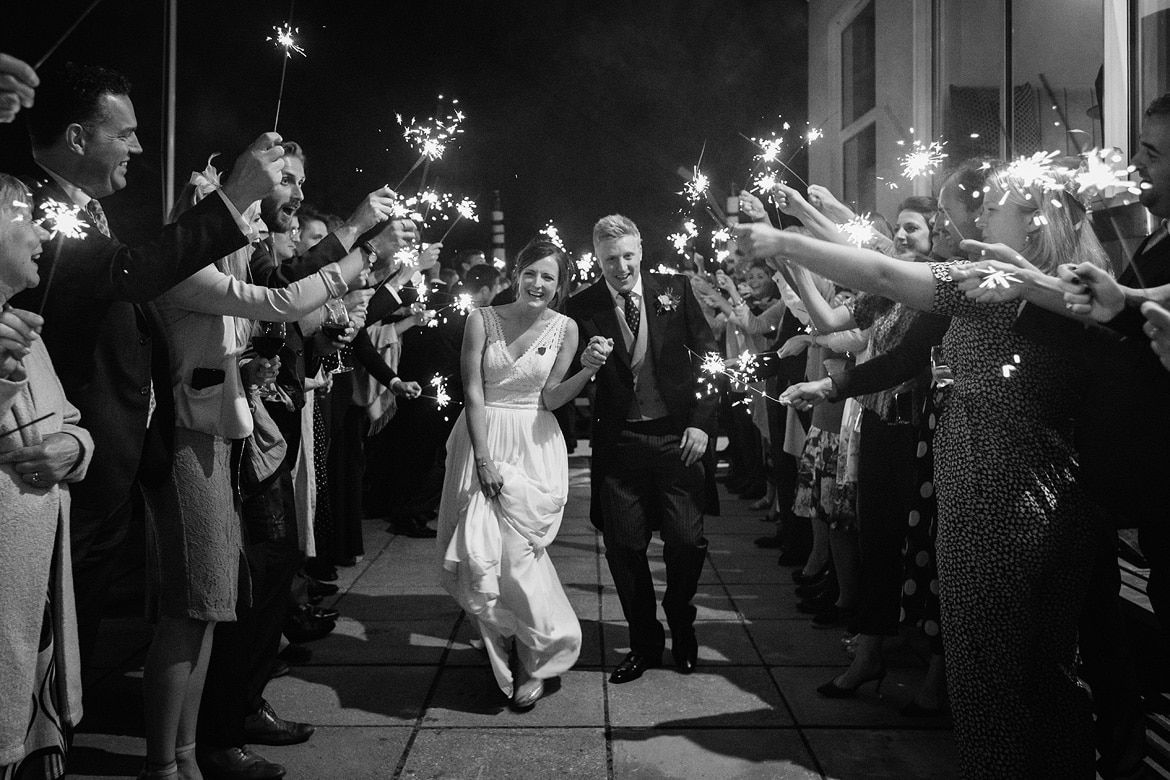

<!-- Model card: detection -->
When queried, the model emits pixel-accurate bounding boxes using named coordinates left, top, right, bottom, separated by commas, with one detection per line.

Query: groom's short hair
left=593, top=214, right=640, bottom=246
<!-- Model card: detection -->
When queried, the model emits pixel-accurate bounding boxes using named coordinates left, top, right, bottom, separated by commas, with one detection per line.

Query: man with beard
left=196, top=139, right=419, bottom=779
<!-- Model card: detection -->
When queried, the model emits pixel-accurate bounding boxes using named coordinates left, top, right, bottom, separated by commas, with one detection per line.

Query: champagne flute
left=252, top=321, right=286, bottom=400
left=321, top=299, right=354, bottom=374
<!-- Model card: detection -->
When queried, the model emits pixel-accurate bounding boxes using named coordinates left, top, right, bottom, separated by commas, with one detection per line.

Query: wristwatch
left=360, top=241, right=378, bottom=267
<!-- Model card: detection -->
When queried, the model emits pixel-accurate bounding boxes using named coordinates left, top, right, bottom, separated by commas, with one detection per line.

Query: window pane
left=936, top=0, right=1006, bottom=161
left=841, top=2, right=876, bottom=125
left=843, top=123, right=877, bottom=215
left=1011, top=0, right=1103, bottom=155
left=1136, top=1, right=1170, bottom=120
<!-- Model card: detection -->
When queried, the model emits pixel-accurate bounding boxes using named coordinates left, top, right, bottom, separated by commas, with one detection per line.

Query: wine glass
left=930, top=345, right=954, bottom=388
left=251, top=321, right=286, bottom=400
left=321, top=299, right=354, bottom=374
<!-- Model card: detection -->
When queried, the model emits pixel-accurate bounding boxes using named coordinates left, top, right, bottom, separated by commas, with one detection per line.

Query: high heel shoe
left=512, top=678, right=544, bottom=711
left=816, top=668, right=886, bottom=699
left=792, top=562, right=830, bottom=585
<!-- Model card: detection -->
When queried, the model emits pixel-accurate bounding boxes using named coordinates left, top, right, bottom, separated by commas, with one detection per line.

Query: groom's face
left=596, top=234, right=642, bottom=293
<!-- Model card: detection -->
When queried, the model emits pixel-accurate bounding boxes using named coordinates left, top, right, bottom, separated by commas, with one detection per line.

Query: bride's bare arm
left=542, top=320, right=608, bottom=410
left=459, top=309, right=502, bottom=496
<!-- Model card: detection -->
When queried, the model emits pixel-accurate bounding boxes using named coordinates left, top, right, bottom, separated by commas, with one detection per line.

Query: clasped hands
left=581, top=335, right=613, bottom=371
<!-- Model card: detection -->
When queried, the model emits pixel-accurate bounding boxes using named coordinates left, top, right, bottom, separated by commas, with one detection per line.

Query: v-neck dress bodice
left=480, top=307, right=568, bottom=410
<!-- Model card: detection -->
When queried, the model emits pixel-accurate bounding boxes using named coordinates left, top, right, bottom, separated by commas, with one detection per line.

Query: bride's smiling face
left=515, top=255, right=560, bottom=309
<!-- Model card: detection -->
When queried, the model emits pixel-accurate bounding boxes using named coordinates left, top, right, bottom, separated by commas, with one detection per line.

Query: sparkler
left=694, top=349, right=784, bottom=406
left=32, top=200, right=91, bottom=317
left=392, top=98, right=466, bottom=191
left=575, top=253, right=596, bottom=279
left=683, top=167, right=711, bottom=204
left=898, top=138, right=948, bottom=180
left=838, top=213, right=876, bottom=247
left=539, top=222, right=566, bottom=251
left=34, top=0, right=104, bottom=69
left=268, top=22, right=306, bottom=133
left=978, top=268, right=1024, bottom=289
left=453, top=293, right=474, bottom=315
left=436, top=196, right=479, bottom=244
left=430, top=375, right=451, bottom=408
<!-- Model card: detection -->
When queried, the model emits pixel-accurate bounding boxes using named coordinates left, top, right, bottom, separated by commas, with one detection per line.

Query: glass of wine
left=252, top=321, right=286, bottom=400
left=930, top=345, right=954, bottom=388
left=321, top=299, right=354, bottom=374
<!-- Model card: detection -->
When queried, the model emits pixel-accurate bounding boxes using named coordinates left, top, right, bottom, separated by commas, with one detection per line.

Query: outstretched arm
left=735, top=224, right=936, bottom=312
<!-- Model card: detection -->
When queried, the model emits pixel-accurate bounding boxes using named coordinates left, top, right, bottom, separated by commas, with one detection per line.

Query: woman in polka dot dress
left=736, top=160, right=1110, bottom=779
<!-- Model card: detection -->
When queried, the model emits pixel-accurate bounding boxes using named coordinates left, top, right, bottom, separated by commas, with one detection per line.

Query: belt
left=621, top=416, right=677, bottom=436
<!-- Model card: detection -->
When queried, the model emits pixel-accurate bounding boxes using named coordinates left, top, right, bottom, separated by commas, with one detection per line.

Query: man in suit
left=11, top=62, right=283, bottom=675
left=566, top=214, right=719, bottom=683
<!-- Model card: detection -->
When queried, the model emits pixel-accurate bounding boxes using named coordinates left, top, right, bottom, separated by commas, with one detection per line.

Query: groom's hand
left=679, top=427, right=708, bottom=467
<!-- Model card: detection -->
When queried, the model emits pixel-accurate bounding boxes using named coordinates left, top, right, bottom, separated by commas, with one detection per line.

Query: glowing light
left=805, top=127, right=824, bottom=143
left=753, top=171, right=778, bottom=193
left=539, top=222, right=566, bottom=251
left=978, top=268, right=1023, bottom=289
left=899, top=139, right=948, bottom=180
left=397, top=101, right=466, bottom=162
left=268, top=24, right=306, bottom=57
left=1004, top=151, right=1063, bottom=191
left=575, top=252, right=595, bottom=278
left=838, top=213, right=875, bottom=247
left=669, top=232, right=690, bottom=255
left=454, top=293, right=474, bottom=315
left=700, top=352, right=726, bottom=376
left=753, top=136, right=784, bottom=164
left=1074, top=148, right=1142, bottom=200
left=430, top=375, right=451, bottom=408
left=454, top=197, right=479, bottom=222
left=37, top=200, right=89, bottom=240
left=655, top=264, right=678, bottom=275
left=683, top=167, right=710, bottom=203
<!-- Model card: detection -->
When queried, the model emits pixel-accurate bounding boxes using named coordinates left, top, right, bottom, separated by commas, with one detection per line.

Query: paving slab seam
left=390, top=611, right=465, bottom=779
left=590, top=523, right=617, bottom=780
left=706, top=501, right=830, bottom=780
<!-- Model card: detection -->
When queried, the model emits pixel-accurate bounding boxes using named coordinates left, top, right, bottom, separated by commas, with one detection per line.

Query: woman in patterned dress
left=735, top=160, right=1109, bottom=779
left=437, top=239, right=611, bottom=710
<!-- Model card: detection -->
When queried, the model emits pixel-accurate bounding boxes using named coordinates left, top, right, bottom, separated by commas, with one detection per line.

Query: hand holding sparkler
left=778, top=333, right=813, bottom=359
left=222, top=133, right=287, bottom=212
left=770, top=182, right=813, bottom=219
left=389, top=377, right=423, bottom=399
left=732, top=222, right=791, bottom=261
left=779, top=378, right=834, bottom=411
left=1141, top=301, right=1170, bottom=373
left=0, top=54, right=38, bottom=123
left=737, top=190, right=768, bottom=222
left=345, top=186, right=401, bottom=238
left=0, top=307, right=42, bottom=380
left=805, top=185, right=855, bottom=223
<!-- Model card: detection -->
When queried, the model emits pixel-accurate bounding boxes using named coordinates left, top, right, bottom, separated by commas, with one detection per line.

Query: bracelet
left=360, top=241, right=378, bottom=266
left=475, top=458, right=490, bottom=467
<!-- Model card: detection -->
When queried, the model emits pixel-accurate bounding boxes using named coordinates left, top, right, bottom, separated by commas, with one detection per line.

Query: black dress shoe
left=283, top=605, right=335, bottom=643
left=794, top=578, right=832, bottom=600
left=671, top=631, right=698, bottom=674
left=308, top=605, right=340, bottom=621
left=609, top=651, right=662, bottom=684
left=197, top=746, right=286, bottom=780
left=306, top=578, right=339, bottom=599
left=390, top=517, right=437, bottom=538
left=792, top=563, right=830, bottom=585
left=303, top=560, right=338, bottom=582
left=278, top=643, right=312, bottom=664
left=243, top=701, right=315, bottom=746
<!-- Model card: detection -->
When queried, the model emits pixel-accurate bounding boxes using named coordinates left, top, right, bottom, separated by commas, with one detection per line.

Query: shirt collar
left=38, top=163, right=92, bottom=209
left=605, top=274, right=643, bottom=306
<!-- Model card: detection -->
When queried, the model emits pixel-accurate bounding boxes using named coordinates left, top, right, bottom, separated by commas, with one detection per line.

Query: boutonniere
left=656, top=291, right=681, bottom=314
left=537, top=347, right=547, bottom=355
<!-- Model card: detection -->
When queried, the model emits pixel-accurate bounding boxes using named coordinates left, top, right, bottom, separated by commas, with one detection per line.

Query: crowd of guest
left=2, top=48, right=1170, bottom=780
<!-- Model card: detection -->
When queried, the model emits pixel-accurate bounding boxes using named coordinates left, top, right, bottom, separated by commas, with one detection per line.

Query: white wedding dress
left=437, top=307, right=582, bottom=697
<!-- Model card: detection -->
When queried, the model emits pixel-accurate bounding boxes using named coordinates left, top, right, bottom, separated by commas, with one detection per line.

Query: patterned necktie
left=85, top=199, right=111, bottom=238
left=619, top=290, right=640, bottom=337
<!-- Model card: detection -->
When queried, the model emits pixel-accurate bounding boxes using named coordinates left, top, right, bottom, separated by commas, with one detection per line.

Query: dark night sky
left=3, top=0, right=808, bottom=260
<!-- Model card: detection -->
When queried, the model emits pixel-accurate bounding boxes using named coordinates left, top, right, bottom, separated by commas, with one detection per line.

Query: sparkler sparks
left=1074, top=148, right=1141, bottom=200
left=268, top=24, right=306, bottom=57
left=539, top=222, right=566, bottom=251
left=575, top=253, right=596, bottom=278
left=454, top=293, right=475, bottom=315
left=397, top=101, right=465, bottom=163
left=454, top=197, right=479, bottom=222
left=978, top=268, right=1024, bottom=289
left=838, top=213, right=875, bottom=247
left=430, top=375, right=451, bottom=408
left=805, top=127, right=824, bottom=144
left=37, top=201, right=89, bottom=240
left=752, top=171, right=779, bottom=193
left=683, top=167, right=710, bottom=203
left=752, top=136, right=785, bottom=164
left=899, top=138, right=948, bottom=180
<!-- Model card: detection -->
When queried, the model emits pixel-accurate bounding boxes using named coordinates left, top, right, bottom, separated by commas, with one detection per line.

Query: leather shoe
left=391, top=517, right=437, bottom=538
left=303, top=560, right=337, bottom=582
left=609, top=650, right=662, bottom=684
left=308, top=605, right=339, bottom=621
left=197, top=746, right=285, bottom=780
left=243, top=701, right=315, bottom=746
left=283, top=605, right=335, bottom=643
left=671, top=630, right=698, bottom=674
left=306, top=578, right=339, bottom=599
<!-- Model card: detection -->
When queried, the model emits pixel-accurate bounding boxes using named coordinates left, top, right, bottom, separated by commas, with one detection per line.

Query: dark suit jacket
left=566, top=272, right=720, bottom=528
left=10, top=170, right=248, bottom=511
left=1015, top=233, right=1170, bottom=526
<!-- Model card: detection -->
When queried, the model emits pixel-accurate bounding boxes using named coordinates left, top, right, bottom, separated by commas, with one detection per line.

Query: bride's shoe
left=512, top=678, right=544, bottom=711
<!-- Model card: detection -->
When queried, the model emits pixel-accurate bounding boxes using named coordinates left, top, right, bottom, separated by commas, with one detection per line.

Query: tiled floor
left=71, top=453, right=959, bottom=779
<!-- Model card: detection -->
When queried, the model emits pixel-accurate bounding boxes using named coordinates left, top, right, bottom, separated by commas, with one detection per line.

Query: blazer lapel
left=642, top=273, right=666, bottom=365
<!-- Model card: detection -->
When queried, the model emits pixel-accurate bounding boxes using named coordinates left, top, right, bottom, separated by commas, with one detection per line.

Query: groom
left=567, top=214, right=719, bottom=683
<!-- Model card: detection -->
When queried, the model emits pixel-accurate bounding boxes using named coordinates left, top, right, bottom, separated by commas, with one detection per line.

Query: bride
left=437, top=238, right=612, bottom=709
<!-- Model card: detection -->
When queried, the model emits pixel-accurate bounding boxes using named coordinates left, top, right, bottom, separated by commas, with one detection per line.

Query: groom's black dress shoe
left=672, top=630, right=698, bottom=674
left=609, top=651, right=662, bottom=684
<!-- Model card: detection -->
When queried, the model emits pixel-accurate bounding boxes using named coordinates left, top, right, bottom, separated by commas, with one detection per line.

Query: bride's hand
left=475, top=460, right=504, bottom=499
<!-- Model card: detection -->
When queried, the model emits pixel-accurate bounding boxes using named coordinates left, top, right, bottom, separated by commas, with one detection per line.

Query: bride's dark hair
left=512, top=238, right=572, bottom=311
